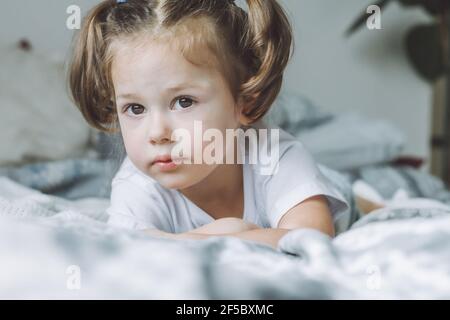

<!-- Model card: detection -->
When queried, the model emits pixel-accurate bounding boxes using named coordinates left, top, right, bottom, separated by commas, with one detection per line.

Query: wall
left=280, top=0, right=433, bottom=162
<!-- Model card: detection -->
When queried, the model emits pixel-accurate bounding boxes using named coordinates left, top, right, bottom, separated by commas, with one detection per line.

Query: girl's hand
left=355, top=195, right=385, bottom=215
left=188, top=217, right=261, bottom=235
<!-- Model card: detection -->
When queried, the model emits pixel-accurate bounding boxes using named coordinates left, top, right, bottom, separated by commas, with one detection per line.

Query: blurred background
left=0, top=0, right=446, bottom=187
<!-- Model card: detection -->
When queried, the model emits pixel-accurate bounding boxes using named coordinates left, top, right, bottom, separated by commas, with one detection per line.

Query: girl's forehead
left=110, top=38, right=227, bottom=95
left=111, top=36, right=222, bottom=82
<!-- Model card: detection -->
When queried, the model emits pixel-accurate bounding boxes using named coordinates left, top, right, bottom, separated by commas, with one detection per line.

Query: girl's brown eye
left=126, top=104, right=145, bottom=115
left=174, top=97, right=194, bottom=110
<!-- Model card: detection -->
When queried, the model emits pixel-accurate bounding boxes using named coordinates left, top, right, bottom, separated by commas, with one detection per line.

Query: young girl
left=68, top=0, right=349, bottom=249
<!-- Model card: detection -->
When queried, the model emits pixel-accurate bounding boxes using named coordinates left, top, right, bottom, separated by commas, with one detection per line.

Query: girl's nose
left=147, top=110, right=172, bottom=145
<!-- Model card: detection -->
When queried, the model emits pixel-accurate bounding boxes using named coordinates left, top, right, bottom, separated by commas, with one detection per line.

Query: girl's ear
left=238, top=115, right=251, bottom=126
left=235, top=93, right=258, bottom=126
left=235, top=96, right=251, bottom=126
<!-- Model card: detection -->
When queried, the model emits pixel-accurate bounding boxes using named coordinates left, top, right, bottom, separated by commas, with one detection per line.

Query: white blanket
left=1, top=177, right=449, bottom=299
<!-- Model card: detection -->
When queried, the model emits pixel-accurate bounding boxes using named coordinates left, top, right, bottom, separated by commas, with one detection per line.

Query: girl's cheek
left=121, top=128, right=145, bottom=160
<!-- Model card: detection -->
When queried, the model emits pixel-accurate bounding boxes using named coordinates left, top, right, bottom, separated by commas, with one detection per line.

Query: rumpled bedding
left=0, top=158, right=117, bottom=200
left=1, top=176, right=449, bottom=299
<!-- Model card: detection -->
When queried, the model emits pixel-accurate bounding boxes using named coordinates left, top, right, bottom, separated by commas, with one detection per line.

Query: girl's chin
left=151, top=166, right=215, bottom=190
left=154, top=175, right=194, bottom=190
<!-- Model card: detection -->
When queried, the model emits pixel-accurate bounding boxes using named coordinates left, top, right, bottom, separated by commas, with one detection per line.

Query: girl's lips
left=153, top=160, right=178, bottom=172
left=152, top=155, right=179, bottom=172
left=152, top=155, right=173, bottom=164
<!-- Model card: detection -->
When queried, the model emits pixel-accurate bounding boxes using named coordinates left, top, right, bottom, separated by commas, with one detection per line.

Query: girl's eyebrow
left=117, top=93, right=141, bottom=100
left=165, top=82, right=208, bottom=92
left=117, top=83, right=208, bottom=100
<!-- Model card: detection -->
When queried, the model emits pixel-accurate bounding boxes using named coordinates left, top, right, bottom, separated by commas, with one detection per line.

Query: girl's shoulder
left=249, top=118, right=309, bottom=149
left=245, top=119, right=314, bottom=177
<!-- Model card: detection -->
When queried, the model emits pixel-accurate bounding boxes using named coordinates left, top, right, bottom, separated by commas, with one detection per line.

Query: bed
left=1, top=40, right=449, bottom=299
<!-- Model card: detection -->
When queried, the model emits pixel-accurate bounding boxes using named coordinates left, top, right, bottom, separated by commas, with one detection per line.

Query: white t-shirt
left=106, top=120, right=349, bottom=233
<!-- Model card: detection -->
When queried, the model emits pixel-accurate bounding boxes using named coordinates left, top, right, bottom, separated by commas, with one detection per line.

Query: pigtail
left=68, top=0, right=117, bottom=133
left=240, top=0, right=293, bottom=122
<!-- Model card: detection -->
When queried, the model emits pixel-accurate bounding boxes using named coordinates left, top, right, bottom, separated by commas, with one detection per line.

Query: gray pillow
left=265, top=91, right=405, bottom=171
left=265, top=91, right=333, bottom=131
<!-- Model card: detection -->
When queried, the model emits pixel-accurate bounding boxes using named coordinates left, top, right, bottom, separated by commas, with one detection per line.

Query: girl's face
left=111, top=37, right=245, bottom=190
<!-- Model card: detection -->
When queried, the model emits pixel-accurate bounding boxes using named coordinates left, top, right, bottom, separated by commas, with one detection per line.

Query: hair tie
left=116, top=0, right=127, bottom=4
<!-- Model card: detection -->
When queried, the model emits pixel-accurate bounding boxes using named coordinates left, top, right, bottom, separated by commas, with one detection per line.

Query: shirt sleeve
left=264, top=140, right=349, bottom=228
left=106, top=178, right=172, bottom=232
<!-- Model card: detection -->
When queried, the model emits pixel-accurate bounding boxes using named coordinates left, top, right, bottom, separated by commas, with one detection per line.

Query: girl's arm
left=276, top=195, right=335, bottom=237
left=179, top=195, right=333, bottom=249
left=187, top=217, right=260, bottom=234
left=144, top=196, right=334, bottom=249
left=144, top=217, right=260, bottom=237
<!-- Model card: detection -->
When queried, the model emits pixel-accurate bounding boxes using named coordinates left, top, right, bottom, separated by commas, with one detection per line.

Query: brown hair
left=68, top=0, right=293, bottom=133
